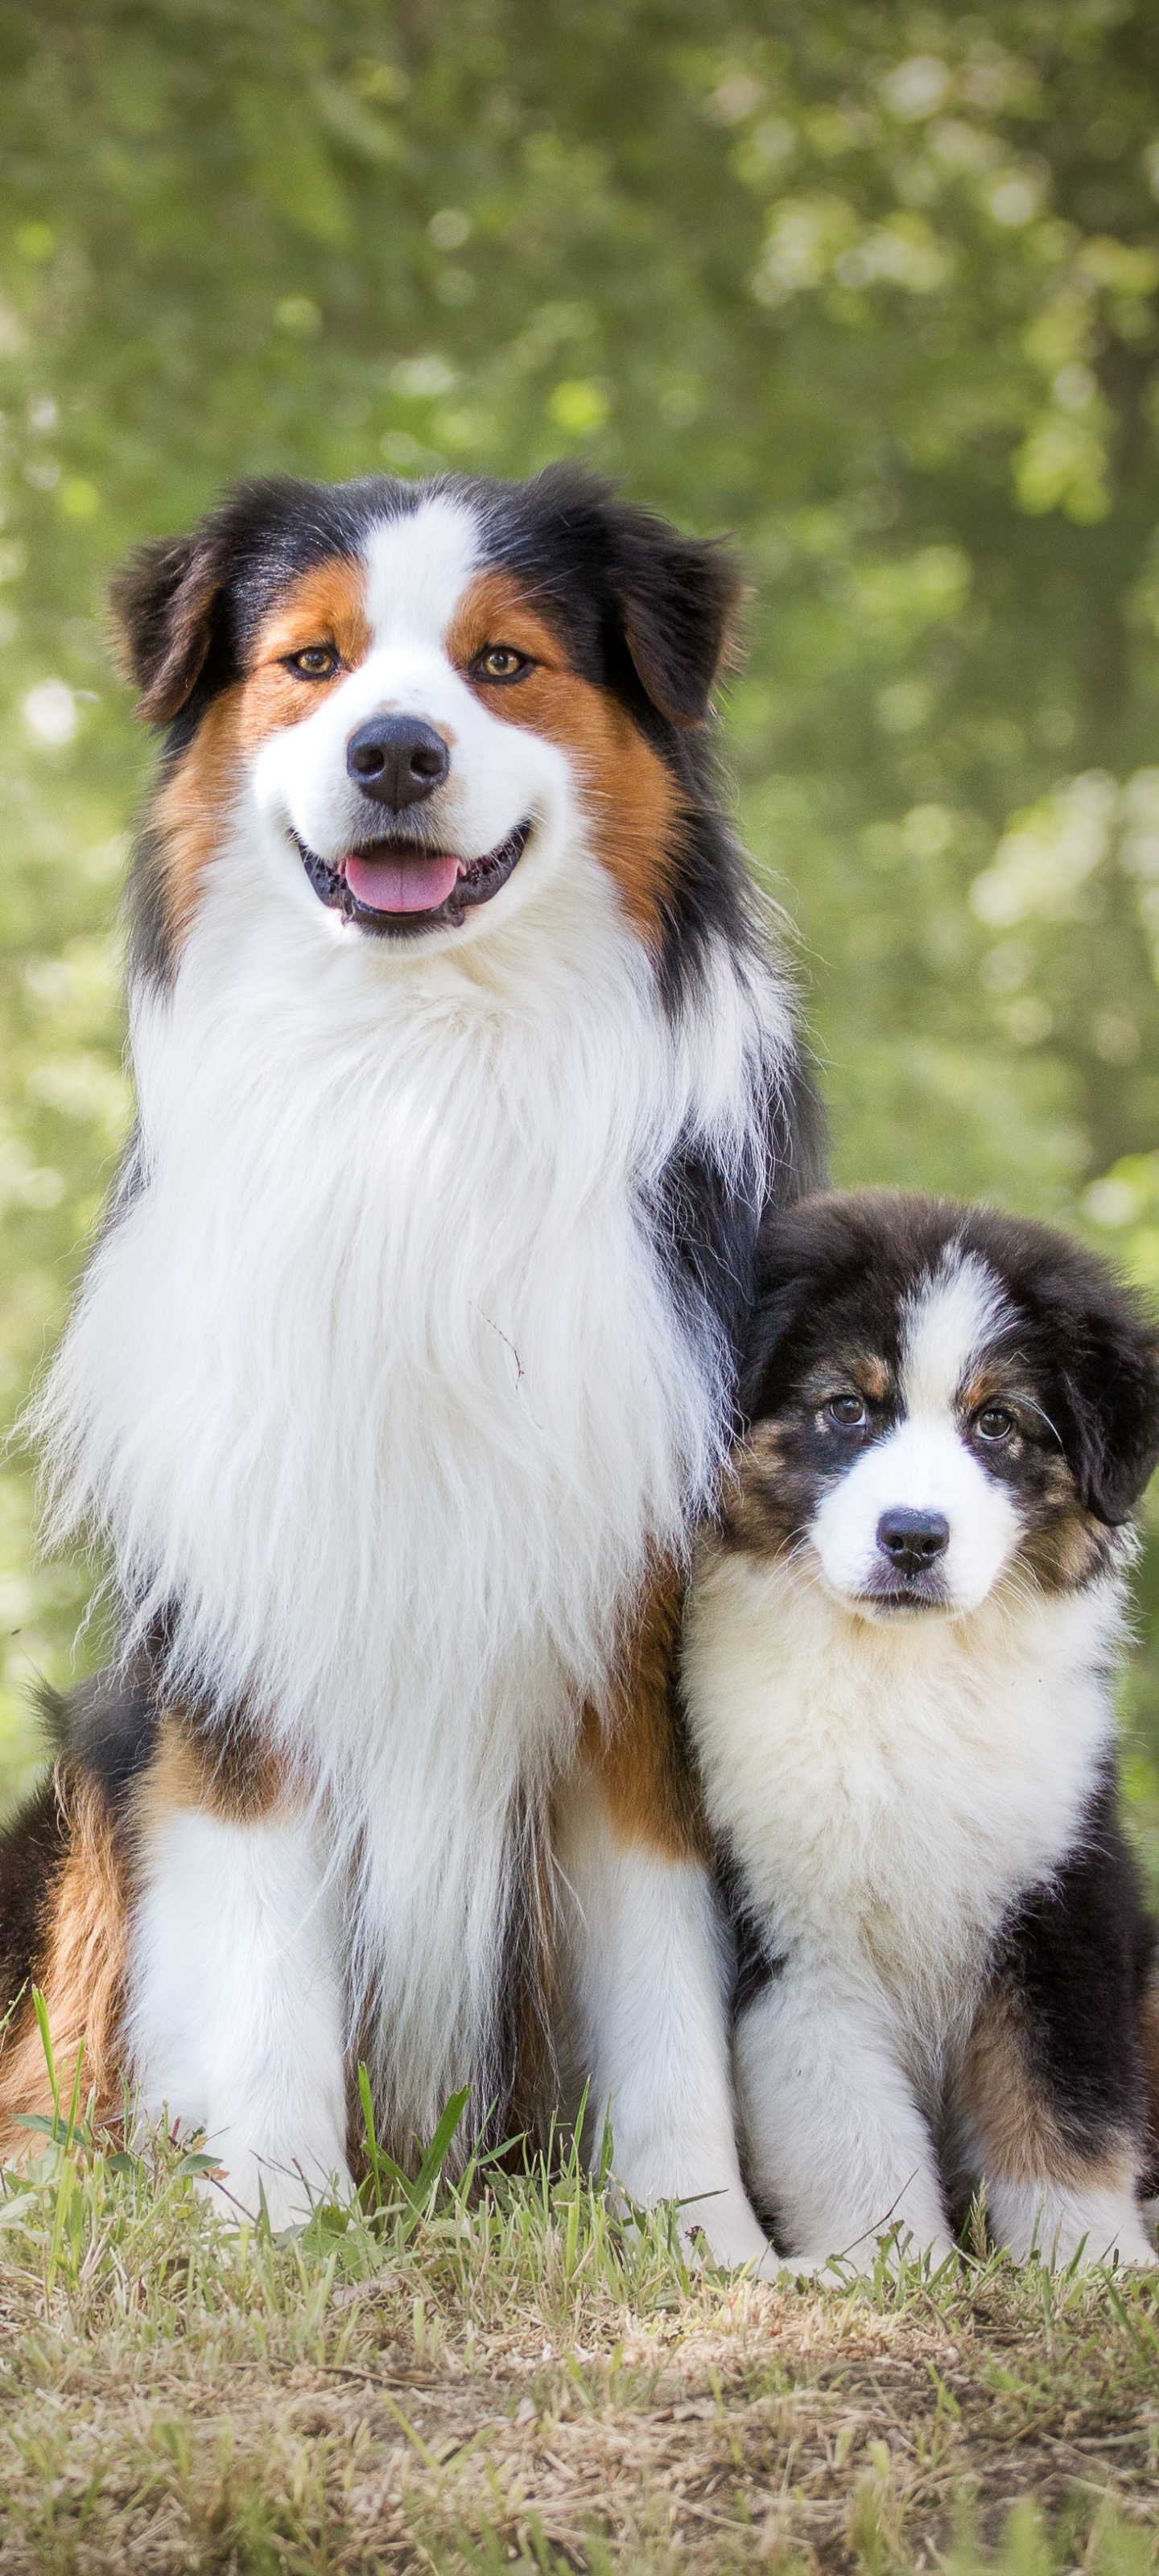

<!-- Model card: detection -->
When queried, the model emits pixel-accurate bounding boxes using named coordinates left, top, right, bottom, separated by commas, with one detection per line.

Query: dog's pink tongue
left=344, top=852, right=460, bottom=914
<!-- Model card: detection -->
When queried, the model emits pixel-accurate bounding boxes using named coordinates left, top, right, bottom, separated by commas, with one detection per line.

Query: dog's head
left=111, top=469, right=743, bottom=980
left=727, top=1191, right=1159, bottom=1619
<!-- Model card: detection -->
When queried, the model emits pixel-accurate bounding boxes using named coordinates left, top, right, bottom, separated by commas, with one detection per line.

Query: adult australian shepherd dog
left=0, top=467, right=813, bottom=2256
left=684, top=1191, right=1159, bottom=2273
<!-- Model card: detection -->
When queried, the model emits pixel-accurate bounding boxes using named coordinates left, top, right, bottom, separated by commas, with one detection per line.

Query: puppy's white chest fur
left=684, top=1542, right=1120, bottom=2029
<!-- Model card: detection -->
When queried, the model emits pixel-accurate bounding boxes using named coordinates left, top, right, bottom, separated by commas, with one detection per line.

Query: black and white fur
left=683, top=1191, right=1159, bottom=2273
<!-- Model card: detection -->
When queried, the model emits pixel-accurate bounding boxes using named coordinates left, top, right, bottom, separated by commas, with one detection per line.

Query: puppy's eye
left=472, top=644, right=534, bottom=683
left=975, top=1406, right=1015, bottom=1443
left=825, top=1394, right=868, bottom=1430
left=287, top=645, right=339, bottom=679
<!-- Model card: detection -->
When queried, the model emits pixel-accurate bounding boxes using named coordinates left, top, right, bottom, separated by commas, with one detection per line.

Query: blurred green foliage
left=1, top=1, right=1159, bottom=1842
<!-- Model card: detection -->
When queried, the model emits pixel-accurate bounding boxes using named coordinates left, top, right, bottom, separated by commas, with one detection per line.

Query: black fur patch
left=714, top=1840, right=785, bottom=2017
left=0, top=1776, right=66, bottom=2020
left=984, top=1762, right=1155, bottom=2161
left=47, top=1657, right=161, bottom=1814
left=653, top=1056, right=824, bottom=1408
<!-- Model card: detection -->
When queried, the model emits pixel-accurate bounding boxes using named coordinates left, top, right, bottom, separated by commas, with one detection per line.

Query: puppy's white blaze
left=901, top=1245, right=1011, bottom=1418
left=127, top=1806, right=351, bottom=2231
left=810, top=1416, right=1021, bottom=1613
left=361, top=497, right=481, bottom=645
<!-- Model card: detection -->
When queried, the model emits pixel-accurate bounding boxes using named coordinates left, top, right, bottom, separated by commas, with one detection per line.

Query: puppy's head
left=111, top=469, right=743, bottom=980
left=728, top=1191, right=1159, bottom=1620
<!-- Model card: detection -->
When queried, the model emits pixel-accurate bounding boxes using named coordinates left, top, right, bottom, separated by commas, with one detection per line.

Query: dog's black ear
left=109, top=531, right=225, bottom=724
left=608, top=508, right=744, bottom=726
left=1052, top=1285, right=1159, bottom=1525
left=737, top=1272, right=815, bottom=1425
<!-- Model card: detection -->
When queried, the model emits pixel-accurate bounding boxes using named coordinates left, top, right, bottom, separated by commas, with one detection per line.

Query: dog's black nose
left=876, top=1509, right=951, bottom=1579
left=346, top=715, right=449, bottom=810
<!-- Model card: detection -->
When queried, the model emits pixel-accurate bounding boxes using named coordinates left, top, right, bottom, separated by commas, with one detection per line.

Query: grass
left=2, top=2084, right=1159, bottom=2574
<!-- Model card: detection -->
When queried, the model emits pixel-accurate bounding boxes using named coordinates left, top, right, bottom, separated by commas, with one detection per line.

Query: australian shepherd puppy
left=0, top=468, right=814, bottom=2259
left=683, top=1191, right=1159, bottom=2273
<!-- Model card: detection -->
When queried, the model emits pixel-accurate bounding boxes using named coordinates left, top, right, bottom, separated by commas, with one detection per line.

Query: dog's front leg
left=126, top=1761, right=351, bottom=2230
left=554, top=1752, right=773, bottom=2276
left=736, top=1963, right=955, bottom=2276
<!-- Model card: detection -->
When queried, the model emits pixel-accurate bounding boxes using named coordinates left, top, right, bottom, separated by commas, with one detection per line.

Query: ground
left=2, top=2097, right=1159, bottom=2576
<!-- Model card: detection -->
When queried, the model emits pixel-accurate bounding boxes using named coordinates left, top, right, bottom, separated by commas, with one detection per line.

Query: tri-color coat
left=0, top=469, right=817, bottom=2256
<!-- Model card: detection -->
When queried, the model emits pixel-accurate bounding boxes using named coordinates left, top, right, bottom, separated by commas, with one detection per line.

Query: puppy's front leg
left=127, top=1739, right=351, bottom=2229
left=736, top=1963, right=954, bottom=2275
left=555, top=1734, right=772, bottom=2276
left=962, top=1860, right=1157, bottom=2272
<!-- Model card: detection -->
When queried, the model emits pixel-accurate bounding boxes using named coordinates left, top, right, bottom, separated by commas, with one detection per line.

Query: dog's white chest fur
left=40, top=832, right=781, bottom=2136
left=684, top=1542, right=1120, bottom=2034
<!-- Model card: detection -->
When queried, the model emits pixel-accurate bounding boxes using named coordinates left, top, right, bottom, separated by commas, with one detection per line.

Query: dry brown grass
left=1, top=2095, right=1159, bottom=2576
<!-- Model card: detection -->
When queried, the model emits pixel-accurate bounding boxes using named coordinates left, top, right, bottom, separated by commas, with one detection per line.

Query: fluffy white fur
left=554, top=1769, right=775, bottom=2272
left=35, top=497, right=792, bottom=2200
left=686, top=1539, right=1152, bottom=2268
left=128, top=1805, right=350, bottom=2227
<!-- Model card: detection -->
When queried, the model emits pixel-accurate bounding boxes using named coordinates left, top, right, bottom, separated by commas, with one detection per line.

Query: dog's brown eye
left=473, top=645, right=533, bottom=683
left=287, top=645, right=339, bottom=679
left=975, top=1406, right=1014, bottom=1443
left=826, top=1394, right=868, bottom=1430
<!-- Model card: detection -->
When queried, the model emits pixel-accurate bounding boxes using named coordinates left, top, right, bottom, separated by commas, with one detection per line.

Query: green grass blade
left=410, top=2087, right=469, bottom=2207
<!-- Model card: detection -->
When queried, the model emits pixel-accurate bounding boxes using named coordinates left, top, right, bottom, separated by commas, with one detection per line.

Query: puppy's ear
left=109, top=532, right=225, bottom=724
left=737, top=1273, right=815, bottom=1425
left=1054, top=1290, right=1159, bottom=1525
left=610, top=510, right=744, bottom=726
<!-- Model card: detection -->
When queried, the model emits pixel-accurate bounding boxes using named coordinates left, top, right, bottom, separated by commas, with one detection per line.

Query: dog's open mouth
left=293, top=823, right=531, bottom=934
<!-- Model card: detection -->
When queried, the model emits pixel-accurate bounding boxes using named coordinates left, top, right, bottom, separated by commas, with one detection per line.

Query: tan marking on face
left=242, top=556, right=372, bottom=733
left=963, top=1988, right=1135, bottom=2192
left=857, top=1353, right=891, bottom=1402
left=959, top=1363, right=1008, bottom=1415
left=571, top=1565, right=708, bottom=1859
left=146, top=686, right=248, bottom=958
left=141, top=556, right=373, bottom=964
left=0, top=1770, right=128, bottom=2156
left=446, top=569, right=687, bottom=943
left=721, top=1424, right=796, bottom=1558
left=1020, top=1494, right=1106, bottom=1592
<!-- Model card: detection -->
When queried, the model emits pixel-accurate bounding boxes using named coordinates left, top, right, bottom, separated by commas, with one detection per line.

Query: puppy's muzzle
left=876, top=1509, right=950, bottom=1581
left=346, top=715, right=450, bottom=811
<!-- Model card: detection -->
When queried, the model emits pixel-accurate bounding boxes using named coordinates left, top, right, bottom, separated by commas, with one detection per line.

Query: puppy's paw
left=777, top=2232, right=957, bottom=2285
left=194, top=2150, right=354, bottom=2235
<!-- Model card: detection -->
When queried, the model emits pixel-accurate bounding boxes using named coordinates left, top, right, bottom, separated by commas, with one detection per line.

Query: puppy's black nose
left=876, top=1509, right=951, bottom=1578
left=346, top=715, right=449, bottom=810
